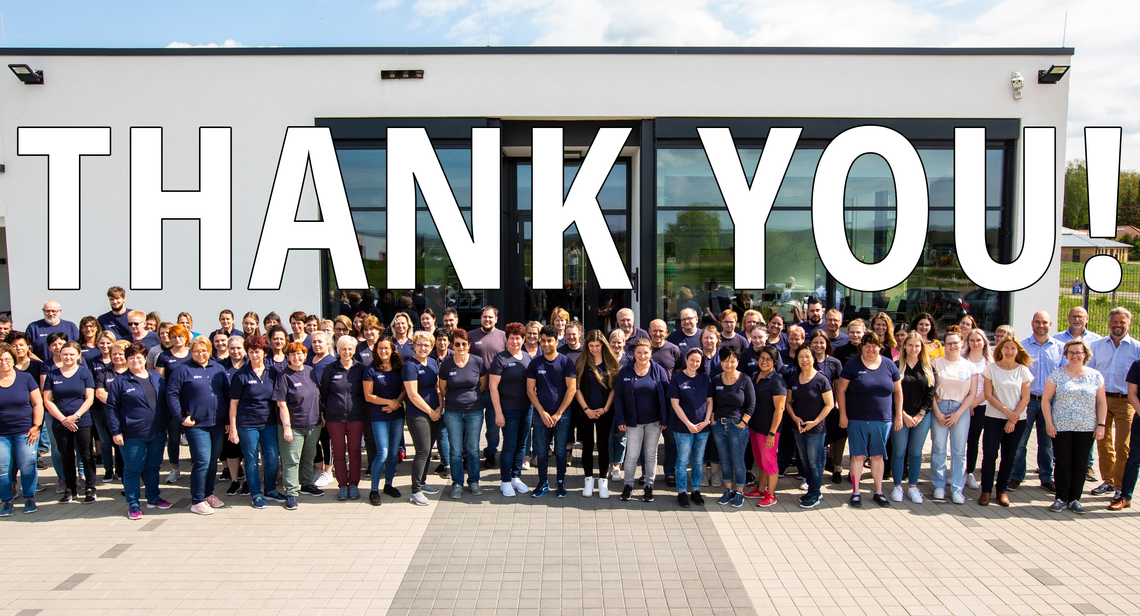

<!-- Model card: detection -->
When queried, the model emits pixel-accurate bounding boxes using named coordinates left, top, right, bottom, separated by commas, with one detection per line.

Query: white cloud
left=413, top=0, right=470, bottom=18
left=374, top=0, right=402, bottom=9
left=166, top=39, right=244, bottom=48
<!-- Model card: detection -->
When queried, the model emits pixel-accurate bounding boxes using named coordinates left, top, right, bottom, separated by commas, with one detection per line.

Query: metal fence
left=1059, top=260, right=1140, bottom=338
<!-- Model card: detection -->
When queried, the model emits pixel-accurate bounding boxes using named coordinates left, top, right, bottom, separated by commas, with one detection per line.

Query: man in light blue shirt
left=1054, top=306, right=1103, bottom=345
left=1011, top=311, right=1063, bottom=492
left=1087, top=307, right=1139, bottom=498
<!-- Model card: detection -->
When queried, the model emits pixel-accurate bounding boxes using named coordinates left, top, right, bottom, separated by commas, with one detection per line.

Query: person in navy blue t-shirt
left=404, top=331, right=443, bottom=506
left=0, top=343, right=44, bottom=516
left=106, top=341, right=171, bottom=519
left=667, top=348, right=712, bottom=508
left=26, top=301, right=80, bottom=364
left=526, top=325, right=577, bottom=498
left=489, top=323, right=533, bottom=497
left=167, top=337, right=230, bottom=516
left=228, top=335, right=282, bottom=509
left=835, top=331, right=902, bottom=508
left=97, top=286, right=132, bottom=340
left=43, top=343, right=96, bottom=504
left=363, top=338, right=407, bottom=505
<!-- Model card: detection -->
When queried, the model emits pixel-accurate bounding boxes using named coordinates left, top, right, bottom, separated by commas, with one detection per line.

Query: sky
left=1, top=0, right=1136, bottom=168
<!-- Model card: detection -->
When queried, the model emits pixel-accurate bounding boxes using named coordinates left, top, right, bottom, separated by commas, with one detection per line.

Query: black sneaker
left=59, top=491, right=74, bottom=504
left=300, top=484, right=324, bottom=497
left=690, top=491, right=705, bottom=506
left=434, top=463, right=447, bottom=474
left=746, top=471, right=756, bottom=485
left=484, top=451, right=496, bottom=469
left=849, top=493, right=862, bottom=508
left=237, top=466, right=245, bottom=479
left=220, top=467, right=232, bottom=481
left=383, top=484, right=402, bottom=498
left=103, top=470, right=115, bottom=482
left=678, top=492, right=690, bottom=508
left=239, top=482, right=250, bottom=496
left=369, top=491, right=382, bottom=506
left=643, top=486, right=654, bottom=503
left=637, top=476, right=646, bottom=486
left=83, top=489, right=96, bottom=504
left=665, top=476, right=677, bottom=488
left=872, top=492, right=891, bottom=507
left=226, top=481, right=241, bottom=496
left=832, top=469, right=842, bottom=484
left=620, top=485, right=633, bottom=501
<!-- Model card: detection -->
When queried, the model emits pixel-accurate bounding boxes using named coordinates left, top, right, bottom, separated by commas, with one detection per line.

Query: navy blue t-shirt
left=25, top=318, right=80, bottom=363
left=229, top=363, right=279, bottom=429
left=319, top=361, right=367, bottom=423
left=749, top=370, right=787, bottom=433
left=489, top=351, right=531, bottom=412
left=526, top=353, right=576, bottom=414
left=364, top=365, right=405, bottom=421
left=16, top=359, right=43, bottom=387
left=131, top=331, right=161, bottom=354
left=272, top=365, right=321, bottom=430
left=667, top=371, right=712, bottom=432
left=579, top=362, right=613, bottom=411
left=665, top=330, right=701, bottom=354
left=712, top=372, right=756, bottom=423
left=651, top=341, right=682, bottom=373
left=80, top=346, right=102, bottom=371
left=394, top=338, right=415, bottom=361
left=840, top=356, right=901, bottom=422
left=788, top=371, right=832, bottom=435
left=305, top=353, right=336, bottom=383
left=401, top=357, right=440, bottom=418
left=557, top=342, right=584, bottom=367
left=155, top=350, right=192, bottom=376
left=614, top=363, right=670, bottom=427
left=440, top=355, right=486, bottom=414
left=98, top=310, right=131, bottom=340
left=0, top=371, right=39, bottom=436
left=44, top=365, right=95, bottom=428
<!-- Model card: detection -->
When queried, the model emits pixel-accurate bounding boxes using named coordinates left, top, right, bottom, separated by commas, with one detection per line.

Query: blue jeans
left=437, top=417, right=450, bottom=467
left=931, top=400, right=971, bottom=493
left=892, top=412, right=932, bottom=486
left=44, top=416, right=65, bottom=482
left=662, top=427, right=677, bottom=479
left=711, top=420, right=749, bottom=487
left=370, top=419, right=404, bottom=491
left=482, top=391, right=500, bottom=456
left=1012, top=398, right=1054, bottom=483
left=122, top=433, right=164, bottom=507
left=185, top=424, right=224, bottom=504
left=793, top=430, right=827, bottom=498
left=673, top=431, right=709, bottom=493
left=609, top=417, right=626, bottom=465
left=0, top=433, right=37, bottom=501
left=532, top=411, right=570, bottom=485
left=499, top=408, right=532, bottom=482
left=237, top=425, right=280, bottom=499
left=444, top=411, right=483, bottom=486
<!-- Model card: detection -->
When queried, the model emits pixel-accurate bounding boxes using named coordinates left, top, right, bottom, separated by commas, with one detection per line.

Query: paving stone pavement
left=3, top=434, right=1140, bottom=615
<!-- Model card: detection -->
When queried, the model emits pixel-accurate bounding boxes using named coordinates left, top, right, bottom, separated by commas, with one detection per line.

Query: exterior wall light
left=1011, top=71, right=1024, bottom=99
left=381, top=70, right=424, bottom=80
left=1038, top=64, right=1070, bottom=84
left=8, top=63, right=44, bottom=85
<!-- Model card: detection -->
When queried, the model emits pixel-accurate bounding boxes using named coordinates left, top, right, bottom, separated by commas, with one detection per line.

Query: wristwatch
left=1098, top=423, right=1107, bottom=427
left=767, top=431, right=776, bottom=436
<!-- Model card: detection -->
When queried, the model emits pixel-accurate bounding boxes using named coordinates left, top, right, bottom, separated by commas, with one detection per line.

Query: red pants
left=326, top=421, right=364, bottom=487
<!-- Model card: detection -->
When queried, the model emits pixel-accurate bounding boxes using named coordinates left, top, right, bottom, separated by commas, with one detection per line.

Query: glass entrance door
left=507, top=159, right=631, bottom=333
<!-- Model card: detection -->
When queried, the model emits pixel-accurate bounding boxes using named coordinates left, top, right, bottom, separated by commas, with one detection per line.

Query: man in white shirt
left=1054, top=306, right=1103, bottom=345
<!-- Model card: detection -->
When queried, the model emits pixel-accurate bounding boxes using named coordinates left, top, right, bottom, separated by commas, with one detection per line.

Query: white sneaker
left=511, top=477, right=530, bottom=494
left=314, top=471, right=333, bottom=487
left=965, top=473, right=980, bottom=490
left=165, top=469, right=180, bottom=484
left=951, top=490, right=966, bottom=505
left=610, top=466, right=622, bottom=482
left=799, top=481, right=809, bottom=491
left=500, top=481, right=516, bottom=497
left=598, top=478, right=609, bottom=499
left=908, top=487, right=924, bottom=504
left=582, top=477, right=594, bottom=498
left=190, top=501, right=214, bottom=515
left=932, top=487, right=946, bottom=501
left=890, top=486, right=904, bottom=502
left=521, top=457, right=531, bottom=471
left=410, top=492, right=429, bottom=506
left=180, top=434, right=188, bottom=447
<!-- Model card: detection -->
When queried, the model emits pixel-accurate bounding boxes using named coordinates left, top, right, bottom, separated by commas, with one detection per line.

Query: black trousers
left=966, top=405, right=987, bottom=473
left=54, top=425, right=96, bottom=494
left=981, top=416, right=1025, bottom=494
left=573, top=408, right=613, bottom=477
left=1054, top=430, right=1096, bottom=503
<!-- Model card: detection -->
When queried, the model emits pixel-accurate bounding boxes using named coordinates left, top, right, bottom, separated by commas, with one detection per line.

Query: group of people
left=0, top=287, right=1136, bottom=519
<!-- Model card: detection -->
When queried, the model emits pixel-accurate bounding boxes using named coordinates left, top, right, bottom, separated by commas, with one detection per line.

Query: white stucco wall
left=0, top=49, right=1070, bottom=330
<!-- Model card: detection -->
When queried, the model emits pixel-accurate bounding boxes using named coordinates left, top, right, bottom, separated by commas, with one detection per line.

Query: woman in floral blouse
left=1041, top=338, right=1107, bottom=514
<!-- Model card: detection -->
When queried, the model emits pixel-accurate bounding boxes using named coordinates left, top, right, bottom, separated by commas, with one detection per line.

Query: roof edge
left=0, top=45, right=1076, bottom=57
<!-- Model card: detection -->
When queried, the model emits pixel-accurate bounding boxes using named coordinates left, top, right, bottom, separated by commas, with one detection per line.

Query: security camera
left=1011, top=71, right=1024, bottom=100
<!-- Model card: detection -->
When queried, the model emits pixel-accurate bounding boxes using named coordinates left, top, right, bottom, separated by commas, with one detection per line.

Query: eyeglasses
left=757, top=356, right=774, bottom=364
left=1066, top=350, right=1085, bottom=356
left=128, top=321, right=143, bottom=328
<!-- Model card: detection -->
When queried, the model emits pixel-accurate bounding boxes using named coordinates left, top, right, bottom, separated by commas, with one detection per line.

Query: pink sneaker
left=743, top=488, right=764, bottom=499
left=190, top=502, right=214, bottom=516
left=758, top=493, right=777, bottom=508
left=205, top=494, right=225, bottom=508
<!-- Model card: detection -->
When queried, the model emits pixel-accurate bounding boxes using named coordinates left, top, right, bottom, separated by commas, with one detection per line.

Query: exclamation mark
left=1083, top=126, right=1124, bottom=293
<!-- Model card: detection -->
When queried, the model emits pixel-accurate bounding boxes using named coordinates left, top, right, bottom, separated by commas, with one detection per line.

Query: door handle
left=631, top=268, right=639, bottom=302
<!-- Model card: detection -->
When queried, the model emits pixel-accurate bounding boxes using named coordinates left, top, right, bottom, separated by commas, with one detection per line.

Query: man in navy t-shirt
left=97, top=286, right=133, bottom=340
left=526, top=325, right=577, bottom=498
left=666, top=308, right=701, bottom=355
left=26, top=300, right=80, bottom=363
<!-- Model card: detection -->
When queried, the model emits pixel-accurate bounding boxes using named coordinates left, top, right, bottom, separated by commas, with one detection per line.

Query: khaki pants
left=1098, top=397, right=1135, bottom=488
left=279, top=425, right=320, bottom=496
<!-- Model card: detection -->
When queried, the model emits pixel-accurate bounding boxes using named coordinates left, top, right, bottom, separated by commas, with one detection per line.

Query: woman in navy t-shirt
left=439, top=329, right=488, bottom=498
left=749, top=345, right=787, bottom=508
left=43, top=342, right=96, bottom=504
left=488, top=323, right=532, bottom=497
left=89, top=330, right=121, bottom=481
left=574, top=330, right=621, bottom=499
left=786, top=345, right=834, bottom=508
left=227, top=334, right=281, bottom=509
left=667, top=348, right=712, bottom=508
left=403, top=331, right=442, bottom=506
left=709, top=346, right=755, bottom=509
left=363, top=338, right=407, bottom=505
left=0, top=343, right=44, bottom=516
left=835, top=331, right=902, bottom=508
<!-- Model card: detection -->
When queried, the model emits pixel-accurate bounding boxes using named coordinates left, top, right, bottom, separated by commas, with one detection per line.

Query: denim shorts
left=847, top=420, right=891, bottom=457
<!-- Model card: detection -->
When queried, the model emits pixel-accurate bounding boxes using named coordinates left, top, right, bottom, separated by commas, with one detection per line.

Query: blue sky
left=2, top=1, right=1136, bottom=167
